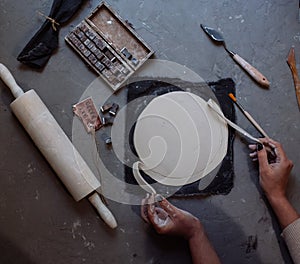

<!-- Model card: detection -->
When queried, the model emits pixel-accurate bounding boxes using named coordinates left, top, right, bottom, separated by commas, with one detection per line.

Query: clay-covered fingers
left=156, top=197, right=179, bottom=217
left=154, top=207, right=169, bottom=220
left=141, top=193, right=157, bottom=222
left=141, top=193, right=151, bottom=223
left=146, top=200, right=173, bottom=234
left=141, top=194, right=172, bottom=225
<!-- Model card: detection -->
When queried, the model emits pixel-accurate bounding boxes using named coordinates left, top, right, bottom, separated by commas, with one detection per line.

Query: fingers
left=258, top=138, right=288, bottom=163
left=147, top=198, right=171, bottom=232
left=158, top=198, right=178, bottom=216
left=155, top=207, right=169, bottom=220
left=144, top=195, right=177, bottom=229
left=256, top=143, right=270, bottom=173
left=248, top=144, right=258, bottom=161
left=258, top=138, right=269, bottom=144
left=267, top=138, right=280, bottom=147
left=248, top=144, right=256, bottom=151
left=142, top=194, right=170, bottom=224
left=258, top=138, right=276, bottom=158
left=267, top=139, right=288, bottom=161
left=249, top=138, right=280, bottom=162
left=145, top=195, right=158, bottom=226
left=141, top=194, right=151, bottom=223
left=146, top=195, right=171, bottom=219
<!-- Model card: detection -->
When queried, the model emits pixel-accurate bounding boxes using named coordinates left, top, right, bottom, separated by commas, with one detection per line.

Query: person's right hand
left=141, top=194, right=202, bottom=240
left=249, top=138, right=293, bottom=200
left=141, top=194, right=221, bottom=264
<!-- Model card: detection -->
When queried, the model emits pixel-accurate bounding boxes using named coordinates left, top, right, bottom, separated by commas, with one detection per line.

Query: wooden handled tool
left=231, top=54, right=270, bottom=88
left=0, top=63, right=117, bottom=229
left=207, top=99, right=261, bottom=143
left=287, top=47, right=300, bottom=110
left=228, top=93, right=269, bottom=138
left=200, top=24, right=270, bottom=88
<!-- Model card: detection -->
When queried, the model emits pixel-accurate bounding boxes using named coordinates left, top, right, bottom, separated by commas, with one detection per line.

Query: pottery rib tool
left=228, top=93, right=269, bottom=138
left=0, top=63, right=117, bottom=229
left=287, top=46, right=300, bottom=110
left=200, top=24, right=270, bottom=88
left=208, top=99, right=277, bottom=159
left=207, top=99, right=260, bottom=143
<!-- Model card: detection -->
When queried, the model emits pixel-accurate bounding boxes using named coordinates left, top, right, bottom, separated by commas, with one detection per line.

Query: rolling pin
left=0, top=63, right=117, bottom=229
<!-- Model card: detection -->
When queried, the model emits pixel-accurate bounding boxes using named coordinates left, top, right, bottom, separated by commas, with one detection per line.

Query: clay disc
left=133, top=91, right=228, bottom=187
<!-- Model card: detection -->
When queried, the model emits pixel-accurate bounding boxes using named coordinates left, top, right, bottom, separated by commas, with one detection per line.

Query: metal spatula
left=200, top=24, right=270, bottom=88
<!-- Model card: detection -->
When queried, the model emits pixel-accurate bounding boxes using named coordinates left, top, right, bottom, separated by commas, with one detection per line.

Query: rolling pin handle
left=88, top=192, right=117, bottom=229
left=0, top=63, right=24, bottom=98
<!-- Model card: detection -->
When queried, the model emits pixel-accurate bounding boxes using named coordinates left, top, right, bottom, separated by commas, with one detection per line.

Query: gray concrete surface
left=0, top=0, right=300, bottom=263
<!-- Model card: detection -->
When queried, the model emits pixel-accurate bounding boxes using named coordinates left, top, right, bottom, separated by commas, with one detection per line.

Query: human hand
left=249, top=138, right=293, bottom=200
left=141, top=194, right=202, bottom=241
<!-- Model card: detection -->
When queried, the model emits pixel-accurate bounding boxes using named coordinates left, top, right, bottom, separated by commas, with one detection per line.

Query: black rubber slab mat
left=124, top=78, right=236, bottom=196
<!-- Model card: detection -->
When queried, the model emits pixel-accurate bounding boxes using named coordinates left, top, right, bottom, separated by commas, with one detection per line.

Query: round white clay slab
left=133, top=91, right=228, bottom=187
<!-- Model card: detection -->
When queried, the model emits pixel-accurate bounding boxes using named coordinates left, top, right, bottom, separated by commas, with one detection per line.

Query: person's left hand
left=141, top=194, right=202, bottom=240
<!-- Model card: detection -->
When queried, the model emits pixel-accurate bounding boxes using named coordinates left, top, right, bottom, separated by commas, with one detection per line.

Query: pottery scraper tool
left=200, top=24, right=270, bottom=88
left=0, top=63, right=117, bottom=229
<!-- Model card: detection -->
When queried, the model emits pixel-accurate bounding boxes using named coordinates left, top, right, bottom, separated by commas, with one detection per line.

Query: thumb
left=256, top=143, right=269, bottom=172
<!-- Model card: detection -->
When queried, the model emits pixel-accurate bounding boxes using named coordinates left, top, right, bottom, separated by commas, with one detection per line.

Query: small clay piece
left=101, top=133, right=112, bottom=145
left=100, top=103, right=113, bottom=113
left=109, top=103, right=119, bottom=116
left=102, top=116, right=114, bottom=126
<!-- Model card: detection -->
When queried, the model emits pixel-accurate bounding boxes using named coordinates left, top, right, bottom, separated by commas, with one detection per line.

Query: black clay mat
left=124, top=78, right=236, bottom=197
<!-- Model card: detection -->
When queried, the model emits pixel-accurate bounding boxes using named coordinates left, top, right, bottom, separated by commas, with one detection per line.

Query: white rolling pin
left=0, top=63, right=117, bottom=229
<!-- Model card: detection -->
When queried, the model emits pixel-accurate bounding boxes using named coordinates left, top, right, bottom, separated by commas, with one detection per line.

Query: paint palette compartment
left=65, top=1, right=154, bottom=91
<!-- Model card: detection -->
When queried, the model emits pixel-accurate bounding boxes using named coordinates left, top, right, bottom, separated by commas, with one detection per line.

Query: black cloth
left=125, top=78, right=236, bottom=196
left=17, top=0, right=85, bottom=68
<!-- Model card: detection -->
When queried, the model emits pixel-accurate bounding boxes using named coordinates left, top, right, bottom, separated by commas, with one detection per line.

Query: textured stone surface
left=0, top=0, right=299, bottom=263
